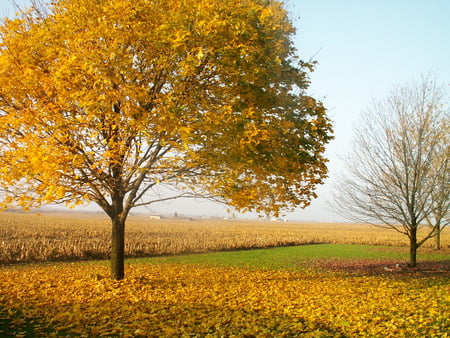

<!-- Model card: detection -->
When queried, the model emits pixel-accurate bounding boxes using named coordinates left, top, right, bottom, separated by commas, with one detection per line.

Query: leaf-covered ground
left=0, top=259, right=448, bottom=337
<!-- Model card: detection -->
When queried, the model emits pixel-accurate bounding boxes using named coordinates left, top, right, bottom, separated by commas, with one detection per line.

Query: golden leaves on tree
left=0, top=0, right=332, bottom=217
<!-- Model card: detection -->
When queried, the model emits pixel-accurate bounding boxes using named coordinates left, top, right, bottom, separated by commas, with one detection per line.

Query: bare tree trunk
left=111, top=216, right=125, bottom=280
left=409, top=232, right=418, bottom=267
left=434, top=224, right=441, bottom=250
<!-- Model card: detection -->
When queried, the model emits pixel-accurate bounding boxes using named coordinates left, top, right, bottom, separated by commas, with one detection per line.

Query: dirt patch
left=308, top=258, right=450, bottom=277
left=371, top=246, right=450, bottom=255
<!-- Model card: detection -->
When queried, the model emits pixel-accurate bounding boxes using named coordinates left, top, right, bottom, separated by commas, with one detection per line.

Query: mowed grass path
left=135, top=243, right=450, bottom=270
left=1, top=244, right=449, bottom=337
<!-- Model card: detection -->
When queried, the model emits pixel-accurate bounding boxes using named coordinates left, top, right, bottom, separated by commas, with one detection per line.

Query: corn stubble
left=0, top=212, right=448, bottom=264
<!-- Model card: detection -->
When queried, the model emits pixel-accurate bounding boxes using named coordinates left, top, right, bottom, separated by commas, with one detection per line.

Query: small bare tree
left=334, top=76, right=449, bottom=266
left=426, top=121, right=449, bottom=250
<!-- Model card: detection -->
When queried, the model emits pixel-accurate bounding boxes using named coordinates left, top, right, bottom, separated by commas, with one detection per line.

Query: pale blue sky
left=2, top=1, right=449, bottom=221
left=288, top=0, right=450, bottom=221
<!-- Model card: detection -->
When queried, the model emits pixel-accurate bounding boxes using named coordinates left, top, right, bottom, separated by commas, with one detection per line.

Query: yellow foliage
left=0, top=0, right=332, bottom=217
left=0, top=263, right=448, bottom=336
left=0, top=0, right=333, bottom=279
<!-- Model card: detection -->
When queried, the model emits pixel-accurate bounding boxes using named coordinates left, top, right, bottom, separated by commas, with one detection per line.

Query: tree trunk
left=409, top=234, right=418, bottom=267
left=434, top=224, right=441, bottom=250
left=111, top=216, right=126, bottom=280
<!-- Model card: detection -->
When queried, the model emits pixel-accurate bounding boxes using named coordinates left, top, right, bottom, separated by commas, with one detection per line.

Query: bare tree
left=333, top=76, right=449, bottom=267
left=426, top=120, right=450, bottom=250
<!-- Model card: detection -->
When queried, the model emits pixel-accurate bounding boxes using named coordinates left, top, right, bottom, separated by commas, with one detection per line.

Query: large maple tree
left=0, top=0, right=332, bottom=279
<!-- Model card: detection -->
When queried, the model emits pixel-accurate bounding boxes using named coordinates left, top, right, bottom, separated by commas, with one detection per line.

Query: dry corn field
left=1, top=212, right=448, bottom=264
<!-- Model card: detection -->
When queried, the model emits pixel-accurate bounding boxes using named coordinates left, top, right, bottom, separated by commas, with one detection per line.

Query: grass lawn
left=130, top=243, right=450, bottom=271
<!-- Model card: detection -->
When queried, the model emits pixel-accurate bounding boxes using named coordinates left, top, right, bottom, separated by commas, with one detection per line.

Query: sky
left=1, top=0, right=449, bottom=221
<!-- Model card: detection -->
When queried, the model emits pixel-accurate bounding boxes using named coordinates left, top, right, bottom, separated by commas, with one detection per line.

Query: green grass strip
left=128, top=243, right=450, bottom=270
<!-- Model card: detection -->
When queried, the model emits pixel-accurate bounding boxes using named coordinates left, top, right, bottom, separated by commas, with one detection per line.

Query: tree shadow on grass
left=0, top=307, right=61, bottom=337
left=0, top=301, right=347, bottom=337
